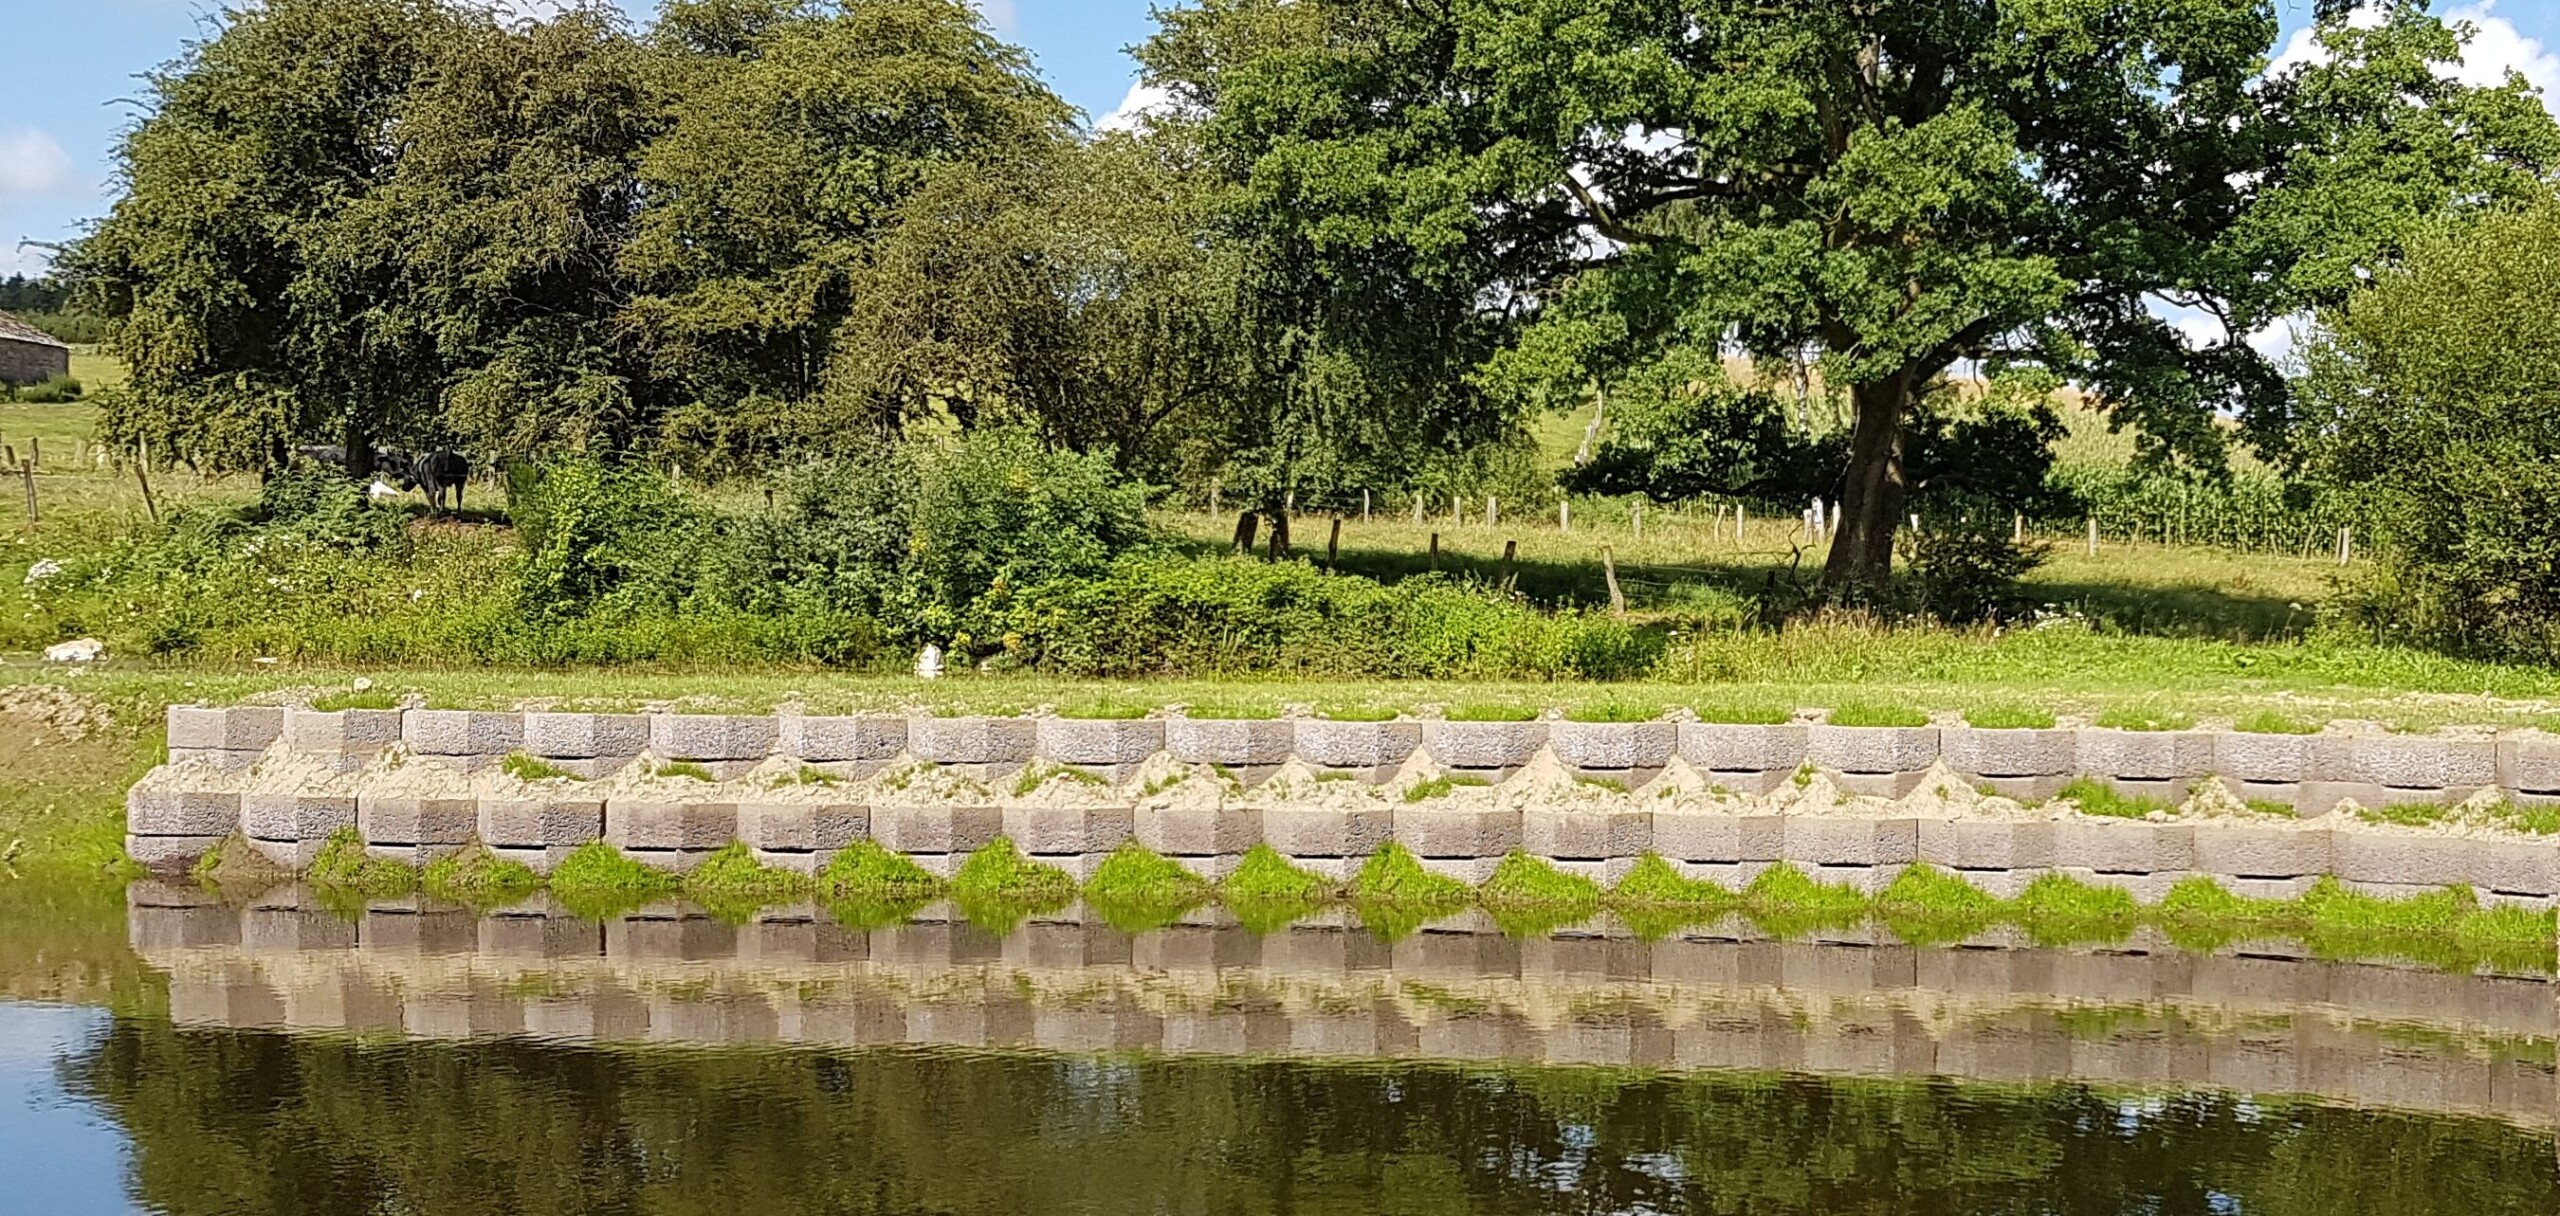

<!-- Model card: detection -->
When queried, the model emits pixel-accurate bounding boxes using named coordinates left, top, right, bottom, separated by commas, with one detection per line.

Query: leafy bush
left=5, top=374, right=83, bottom=404
left=992, top=553, right=1663, bottom=679
left=1562, top=369, right=1840, bottom=507
left=1896, top=514, right=2050, bottom=624
left=508, top=458, right=704, bottom=617
left=897, top=427, right=1149, bottom=642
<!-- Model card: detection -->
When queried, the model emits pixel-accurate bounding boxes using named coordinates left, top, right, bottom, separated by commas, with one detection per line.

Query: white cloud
left=971, top=0, right=1015, bottom=33
left=0, top=129, right=74, bottom=197
left=2269, top=2, right=2558, bottom=115
left=1095, top=81, right=1172, bottom=133
left=0, top=244, right=51, bottom=277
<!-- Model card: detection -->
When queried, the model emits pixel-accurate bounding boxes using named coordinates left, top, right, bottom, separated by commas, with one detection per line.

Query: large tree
left=1141, top=0, right=2560, bottom=589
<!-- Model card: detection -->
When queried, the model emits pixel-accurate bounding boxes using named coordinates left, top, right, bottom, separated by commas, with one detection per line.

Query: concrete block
left=1002, top=804, right=1135, bottom=854
left=1650, top=813, right=1745, bottom=863
left=1521, top=807, right=1651, bottom=860
left=1135, top=804, right=1261, bottom=855
left=245, top=837, right=332, bottom=868
left=477, top=799, right=605, bottom=849
left=736, top=802, right=865, bottom=853
left=125, top=834, right=224, bottom=871
left=1423, top=721, right=1546, bottom=770
left=1547, top=722, right=1675, bottom=770
left=1035, top=717, right=1163, bottom=766
left=359, top=842, right=467, bottom=868
left=2330, top=735, right=2496, bottom=790
left=1940, top=728, right=2073, bottom=777
left=1259, top=806, right=1393, bottom=858
left=2055, top=819, right=2192, bottom=874
left=1918, top=819, right=2055, bottom=870
left=2076, top=729, right=2214, bottom=780
left=488, top=845, right=579, bottom=875
left=604, top=801, right=738, bottom=851
left=402, top=710, right=524, bottom=757
left=1677, top=723, right=1808, bottom=772
left=240, top=793, right=355, bottom=842
left=1976, top=774, right=2071, bottom=803
left=241, top=907, right=358, bottom=953
left=522, top=712, right=648, bottom=759
left=871, top=805, right=1004, bottom=855
left=356, top=795, right=476, bottom=846
left=1165, top=717, right=1293, bottom=766
left=1415, top=856, right=1502, bottom=884
left=284, top=708, right=402, bottom=754
left=908, top=717, right=1036, bottom=766
left=167, top=748, right=263, bottom=771
left=1807, top=725, right=1938, bottom=774
left=127, top=788, right=242, bottom=837
left=1785, top=816, right=1918, bottom=866
left=1393, top=807, right=1521, bottom=858
left=778, top=715, right=907, bottom=763
left=1830, top=771, right=1930, bottom=798
left=2333, top=833, right=2473, bottom=890
left=2214, top=732, right=2316, bottom=784
left=167, top=706, right=285, bottom=752
left=2191, top=825, right=2333, bottom=880
left=2298, top=781, right=2424, bottom=816
left=2467, top=838, right=2560, bottom=897
left=648, top=714, right=777, bottom=762
left=1293, top=720, right=1420, bottom=769
left=2495, top=737, right=2560, bottom=795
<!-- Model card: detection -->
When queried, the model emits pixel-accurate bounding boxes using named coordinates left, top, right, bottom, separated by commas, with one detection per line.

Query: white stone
left=44, top=637, right=103, bottom=663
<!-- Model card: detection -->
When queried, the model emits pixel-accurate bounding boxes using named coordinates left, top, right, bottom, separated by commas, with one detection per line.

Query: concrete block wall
left=128, top=708, right=2560, bottom=906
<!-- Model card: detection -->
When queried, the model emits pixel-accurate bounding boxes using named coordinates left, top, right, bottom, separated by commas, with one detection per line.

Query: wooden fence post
left=19, top=460, right=34, bottom=526
left=1428, top=531, right=1440, bottom=570
left=1498, top=539, right=1517, bottom=591
left=135, top=443, right=158, bottom=522
left=1632, top=502, right=1643, bottom=539
left=1361, top=489, right=1370, bottom=523
left=1487, top=495, right=1498, bottom=528
left=1602, top=545, right=1625, bottom=615
left=2086, top=517, right=2098, bottom=556
left=1559, top=500, right=1569, bottom=532
left=1326, top=516, right=1342, bottom=570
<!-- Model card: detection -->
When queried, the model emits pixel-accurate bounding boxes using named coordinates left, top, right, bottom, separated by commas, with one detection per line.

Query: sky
left=1, top=0, right=2555, bottom=281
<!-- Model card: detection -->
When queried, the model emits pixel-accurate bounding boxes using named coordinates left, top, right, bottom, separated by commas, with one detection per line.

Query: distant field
left=67, top=346, right=126, bottom=390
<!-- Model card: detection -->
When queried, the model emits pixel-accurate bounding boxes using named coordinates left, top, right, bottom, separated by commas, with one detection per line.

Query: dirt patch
left=0, top=684, right=111, bottom=740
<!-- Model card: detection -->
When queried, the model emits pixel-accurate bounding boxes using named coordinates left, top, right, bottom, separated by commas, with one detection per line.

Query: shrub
left=509, top=458, right=703, bottom=616
left=6, top=374, right=83, bottom=404
left=1896, top=513, right=2049, bottom=624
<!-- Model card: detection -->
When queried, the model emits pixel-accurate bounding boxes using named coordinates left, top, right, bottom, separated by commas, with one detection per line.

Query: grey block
left=522, top=712, right=648, bottom=759
left=240, top=793, right=355, bottom=842
left=871, top=805, right=1004, bottom=854
left=1918, top=819, right=2055, bottom=870
left=1165, top=718, right=1293, bottom=766
left=1677, top=723, right=1808, bottom=772
left=125, top=834, right=224, bottom=871
left=2495, top=737, right=2560, bottom=795
left=1831, top=771, right=1930, bottom=799
left=736, top=802, right=866, bottom=853
left=1807, top=725, right=1938, bottom=774
left=1784, top=817, right=1918, bottom=866
left=2076, top=729, right=2214, bottom=780
left=402, top=710, right=525, bottom=757
left=284, top=709, right=403, bottom=754
left=909, top=717, right=1036, bottom=765
left=2191, top=825, right=2333, bottom=879
left=2215, top=732, right=2317, bottom=784
left=1134, top=804, right=1261, bottom=855
left=1002, top=804, right=1135, bottom=854
left=2329, top=735, right=2497, bottom=790
left=245, top=837, right=332, bottom=868
left=489, top=845, right=581, bottom=875
left=2333, top=833, right=2474, bottom=890
left=648, top=714, right=777, bottom=762
left=1259, top=806, right=1393, bottom=857
left=167, top=706, right=285, bottom=752
left=1423, top=721, right=1546, bottom=770
left=167, top=748, right=263, bottom=771
left=779, top=715, right=908, bottom=763
left=1292, top=720, right=1420, bottom=769
left=605, top=801, right=738, bottom=851
left=127, top=788, right=241, bottom=837
left=1522, top=807, right=1651, bottom=860
left=2468, top=838, right=2560, bottom=896
left=1547, top=722, right=1675, bottom=770
left=1037, top=718, right=1165, bottom=766
left=1650, top=813, right=1746, bottom=863
left=358, top=796, right=478, bottom=846
left=1940, top=728, right=2073, bottom=777
left=1393, top=808, right=1521, bottom=858
left=2298, top=781, right=2422, bottom=816
left=478, top=799, right=605, bottom=849
left=2055, top=819, right=2192, bottom=874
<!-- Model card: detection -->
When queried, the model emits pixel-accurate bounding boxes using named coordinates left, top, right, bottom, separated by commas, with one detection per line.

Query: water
left=2, top=882, right=2554, bottom=1214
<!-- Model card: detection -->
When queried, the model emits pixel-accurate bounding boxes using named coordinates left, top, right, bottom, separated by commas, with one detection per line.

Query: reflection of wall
left=127, top=882, right=2558, bottom=1128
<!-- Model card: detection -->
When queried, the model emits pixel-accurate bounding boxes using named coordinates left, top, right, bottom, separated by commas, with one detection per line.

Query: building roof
left=0, top=310, right=70, bottom=349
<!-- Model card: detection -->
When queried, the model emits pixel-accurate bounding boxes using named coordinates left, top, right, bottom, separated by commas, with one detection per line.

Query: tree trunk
left=345, top=419, right=375, bottom=480
left=1819, top=369, right=1913, bottom=593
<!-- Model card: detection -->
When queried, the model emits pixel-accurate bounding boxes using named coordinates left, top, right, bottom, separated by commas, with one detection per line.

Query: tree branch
left=1560, top=173, right=1672, bottom=246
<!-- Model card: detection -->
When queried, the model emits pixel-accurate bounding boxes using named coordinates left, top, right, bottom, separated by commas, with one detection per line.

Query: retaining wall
left=131, top=708, right=2560, bottom=906
left=127, top=884, right=2556, bottom=1127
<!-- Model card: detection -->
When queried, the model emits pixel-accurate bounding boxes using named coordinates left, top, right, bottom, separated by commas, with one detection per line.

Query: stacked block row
left=128, top=888, right=2555, bottom=1126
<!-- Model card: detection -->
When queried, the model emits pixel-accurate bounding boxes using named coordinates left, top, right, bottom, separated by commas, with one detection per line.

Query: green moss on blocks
left=681, top=842, right=812, bottom=921
left=420, top=846, right=540, bottom=904
left=950, top=838, right=1078, bottom=933
left=2006, top=874, right=2141, bottom=947
left=1083, top=844, right=1213, bottom=932
left=189, top=833, right=291, bottom=893
left=306, top=827, right=419, bottom=898
left=1218, top=845, right=1337, bottom=933
left=817, top=841, right=945, bottom=901
left=1351, top=843, right=1471, bottom=939
left=547, top=841, right=682, bottom=919
left=1740, top=862, right=1870, bottom=936
left=1477, top=852, right=1603, bottom=936
left=1873, top=864, right=2000, bottom=946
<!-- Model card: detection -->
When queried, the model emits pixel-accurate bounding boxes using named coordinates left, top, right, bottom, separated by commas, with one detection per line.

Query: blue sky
left=2, top=0, right=2555, bottom=278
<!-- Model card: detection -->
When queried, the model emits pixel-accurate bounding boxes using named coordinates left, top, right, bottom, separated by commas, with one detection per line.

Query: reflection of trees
left=71, top=1018, right=2558, bottom=1216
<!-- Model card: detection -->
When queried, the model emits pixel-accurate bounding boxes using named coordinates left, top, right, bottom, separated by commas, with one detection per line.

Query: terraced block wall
left=129, top=707, right=2560, bottom=907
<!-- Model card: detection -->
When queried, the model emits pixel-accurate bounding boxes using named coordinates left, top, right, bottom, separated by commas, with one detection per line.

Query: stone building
left=0, top=309, right=71, bottom=386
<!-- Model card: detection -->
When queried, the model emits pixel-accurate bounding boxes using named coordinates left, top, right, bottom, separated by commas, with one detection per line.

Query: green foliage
left=1401, top=774, right=1490, bottom=803
left=500, top=752, right=575, bottom=783
left=1895, top=517, right=2051, bottom=625
left=1690, top=702, right=1794, bottom=726
left=1012, top=763, right=1106, bottom=798
left=651, top=760, right=715, bottom=783
left=2058, top=778, right=2165, bottom=820
left=949, top=838, right=1077, bottom=902
left=510, top=459, right=703, bottom=618
left=1826, top=703, right=1927, bottom=729
left=305, top=828, right=418, bottom=897
left=2233, top=710, right=2322, bottom=736
left=1965, top=705, right=2056, bottom=730
left=4, top=375, right=83, bottom=405
left=1351, top=843, right=1471, bottom=909
left=680, top=843, right=811, bottom=921
left=547, top=842, right=681, bottom=918
left=997, top=555, right=1661, bottom=680
left=1083, top=844, right=1212, bottom=930
left=2296, top=198, right=2560, bottom=662
left=1562, top=372, right=1840, bottom=507
left=420, top=847, right=540, bottom=903
left=2093, top=706, right=2194, bottom=732
left=816, top=841, right=944, bottom=901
